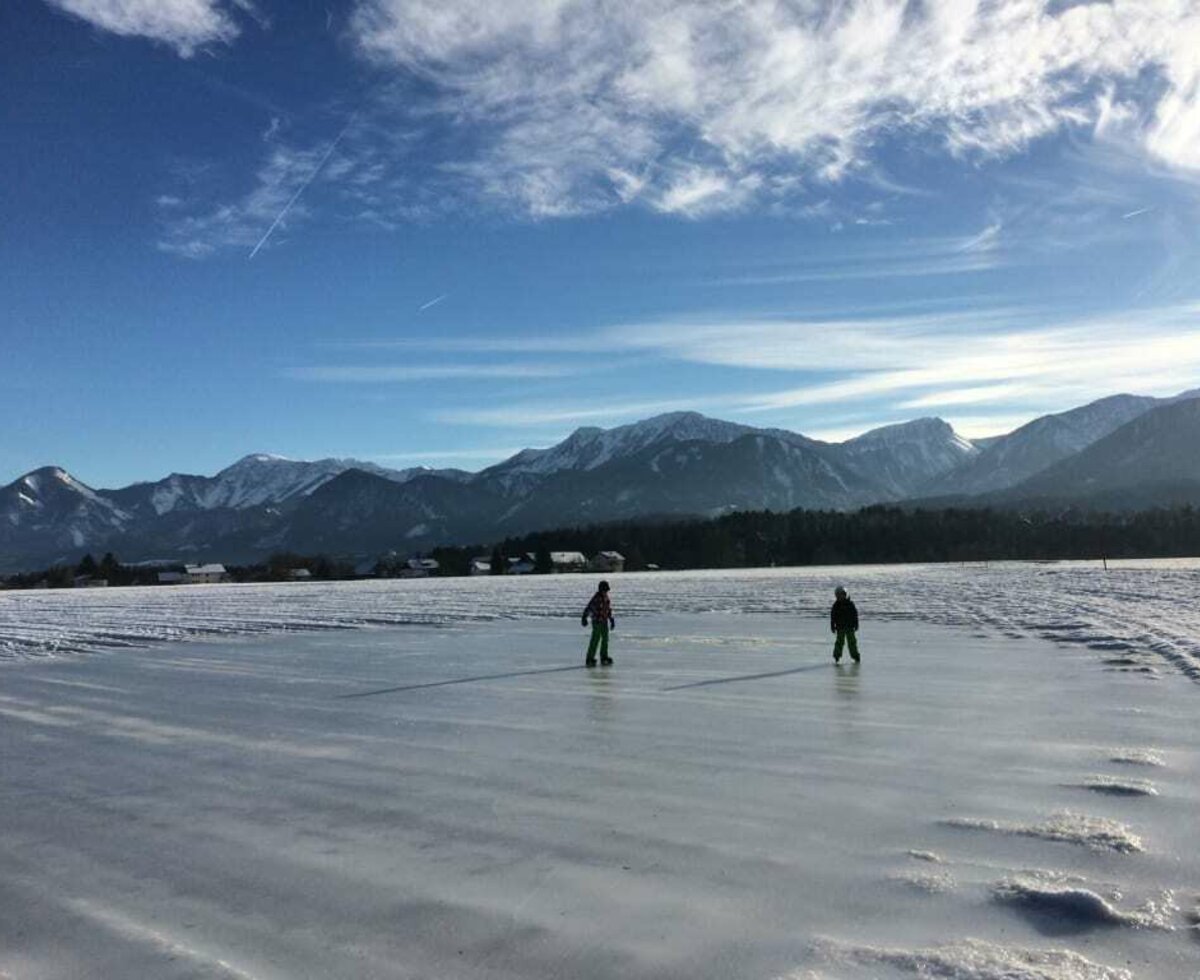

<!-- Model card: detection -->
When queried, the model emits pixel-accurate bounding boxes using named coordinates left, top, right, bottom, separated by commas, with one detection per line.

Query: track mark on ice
left=63, top=897, right=269, bottom=980
left=1068, top=775, right=1158, bottom=797
left=1186, top=898, right=1200, bottom=939
left=941, top=813, right=1143, bottom=853
left=804, top=936, right=1131, bottom=979
left=887, top=869, right=955, bottom=893
left=1108, top=748, right=1166, bottom=767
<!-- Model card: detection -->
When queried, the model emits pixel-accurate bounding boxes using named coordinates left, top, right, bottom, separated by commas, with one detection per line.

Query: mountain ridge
left=3, top=390, right=1197, bottom=572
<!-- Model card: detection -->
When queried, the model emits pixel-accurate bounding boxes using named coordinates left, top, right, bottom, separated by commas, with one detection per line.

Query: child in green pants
left=830, top=586, right=860, bottom=663
left=582, top=580, right=615, bottom=667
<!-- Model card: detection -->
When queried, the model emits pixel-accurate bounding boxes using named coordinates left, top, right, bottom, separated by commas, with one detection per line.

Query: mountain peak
left=850, top=417, right=956, bottom=442
left=227, top=453, right=292, bottom=468
left=15, top=465, right=96, bottom=497
left=489, top=411, right=757, bottom=480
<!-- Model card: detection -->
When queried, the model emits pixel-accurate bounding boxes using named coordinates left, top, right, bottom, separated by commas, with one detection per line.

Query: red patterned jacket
left=584, top=591, right=612, bottom=626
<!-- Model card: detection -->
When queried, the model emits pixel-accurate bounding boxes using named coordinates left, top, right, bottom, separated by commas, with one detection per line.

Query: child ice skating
left=830, top=586, right=860, bottom=663
left=582, top=580, right=615, bottom=667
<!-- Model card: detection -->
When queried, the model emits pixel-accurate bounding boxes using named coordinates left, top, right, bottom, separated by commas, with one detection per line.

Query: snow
left=1, top=592, right=1198, bottom=978
left=489, top=411, right=761, bottom=478
left=135, top=456, right=439, bottom=517
left=3, top=561, right=1200, bottom=679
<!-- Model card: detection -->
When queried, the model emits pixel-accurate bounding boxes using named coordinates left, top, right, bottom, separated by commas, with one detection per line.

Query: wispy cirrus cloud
left=345, top=0, right=1200, bottom=219
left=608, top=307, right=1200, bottom=405
left=42, top=0, right=252, bottom=56
left=703, top=228, right=1011, bottom=286
left=155, top=0, right=1200, bottom=256
left=157, top=140, right=343, bottom=257
left=248, top=116, right=354, bottom=259
left=425, top=301, right=1200, bottom=436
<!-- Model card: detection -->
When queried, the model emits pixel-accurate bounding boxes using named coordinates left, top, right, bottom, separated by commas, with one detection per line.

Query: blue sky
left=3, top=0, right=1200, bottom=489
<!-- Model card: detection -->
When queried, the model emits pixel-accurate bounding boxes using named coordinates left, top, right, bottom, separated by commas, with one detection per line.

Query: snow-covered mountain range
left=2, top=391, right=1197, bottom=572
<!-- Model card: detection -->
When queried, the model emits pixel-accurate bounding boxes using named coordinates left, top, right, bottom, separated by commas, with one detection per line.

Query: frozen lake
left=1, top=567, right=1199, bottom=978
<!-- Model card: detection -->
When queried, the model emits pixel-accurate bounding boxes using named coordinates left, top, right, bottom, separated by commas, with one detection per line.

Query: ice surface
left=1, top=593, right=1198, bottom=979
left=3, top=560, right=1200, bottom=683
left=888, top=869, right=956, bottom=893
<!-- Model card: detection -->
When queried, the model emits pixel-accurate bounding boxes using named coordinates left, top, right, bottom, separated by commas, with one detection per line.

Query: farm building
left=184, top=564, right=227, bottom=584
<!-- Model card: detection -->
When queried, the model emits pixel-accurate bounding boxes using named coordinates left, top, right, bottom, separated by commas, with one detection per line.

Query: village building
left=184, top=563, right=228, bottom=584
left=73, top=575, right=108, bottom=588
left=588, top=551, right=626, bottom=573
left=157, top=570, right=187, bottom=585
left=398, top=558, right=439, bottom=579
left=549, top=551, right=588, bottom=573
left=506, top=553, right=537, bottom=575
left=468, top=557, right=492, bottom=576
left=289, top=568, right=312, bottom=580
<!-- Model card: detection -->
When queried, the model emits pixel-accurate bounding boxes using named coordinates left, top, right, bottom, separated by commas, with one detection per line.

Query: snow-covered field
left=3, top=562, right=1200, bottom=683
left=1, top=566, right=1199, bottom=978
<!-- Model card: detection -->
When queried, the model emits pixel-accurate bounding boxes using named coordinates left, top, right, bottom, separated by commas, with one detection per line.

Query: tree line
left=0, top=552, right=359, bottom=589
left=4, top=505, right=1200, bottom=588
left=434, top=504, right=1200, bottom=572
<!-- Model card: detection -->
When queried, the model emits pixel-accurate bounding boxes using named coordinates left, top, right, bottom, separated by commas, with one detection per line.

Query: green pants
left=586, top=624, right=610, bottom=664
left=833, top=629, right=859, bottom=662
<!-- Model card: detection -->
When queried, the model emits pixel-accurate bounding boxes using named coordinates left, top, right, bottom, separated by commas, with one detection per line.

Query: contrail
left=249, top=116, right=354, bottom=260
left=1121, top=207, right=1154, bottom=219
left=418, top=293, right=447, bottom=312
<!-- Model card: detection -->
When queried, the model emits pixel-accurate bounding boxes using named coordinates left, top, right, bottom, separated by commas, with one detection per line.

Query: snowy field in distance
left=1, top=604, right=1198, bottom=979
left=3, top=561, right=1200, bottom=684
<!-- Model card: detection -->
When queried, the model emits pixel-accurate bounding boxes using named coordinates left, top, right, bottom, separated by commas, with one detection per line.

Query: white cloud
left=43, top=0, right=248, bottom=56
left=605, top=307, right=1200, bottom=409
left=346, top=0, right=1200, bottom=217
left=899, top=383, right=1037, bottom=410
left=946, top=413, right=1061, bottom=440
left=426, top=302, right=1200, bottom=435
left=158, top=142, right=339, bottom=257
left=703, top=235, right=1006, bottom=285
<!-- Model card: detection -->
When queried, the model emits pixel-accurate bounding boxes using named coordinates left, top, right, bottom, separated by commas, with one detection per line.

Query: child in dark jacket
left=582, top=580, right=615, bottom=667
left=830, top=586, right=860, bottom=663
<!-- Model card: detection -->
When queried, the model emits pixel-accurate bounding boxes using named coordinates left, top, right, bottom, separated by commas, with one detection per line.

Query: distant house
left=469, top=557, right=492, bottom=576
left=398, top=557, right=439, bottom=579
left=506, top=553, right=537, bottom=575
left=157, top=571, right=187, bottom=585
left=185, top=563, right=227, bottom=584
left=289, top=568, right=312, bottom=580
left=549, top=551, right=588, bottom=573
left=589, top=551, right=625, bottom=573
left=73, top=575, right=108, bottom=588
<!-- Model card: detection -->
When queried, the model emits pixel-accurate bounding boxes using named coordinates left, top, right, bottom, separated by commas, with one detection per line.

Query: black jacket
left=830, top=597, right=858, bottom=631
